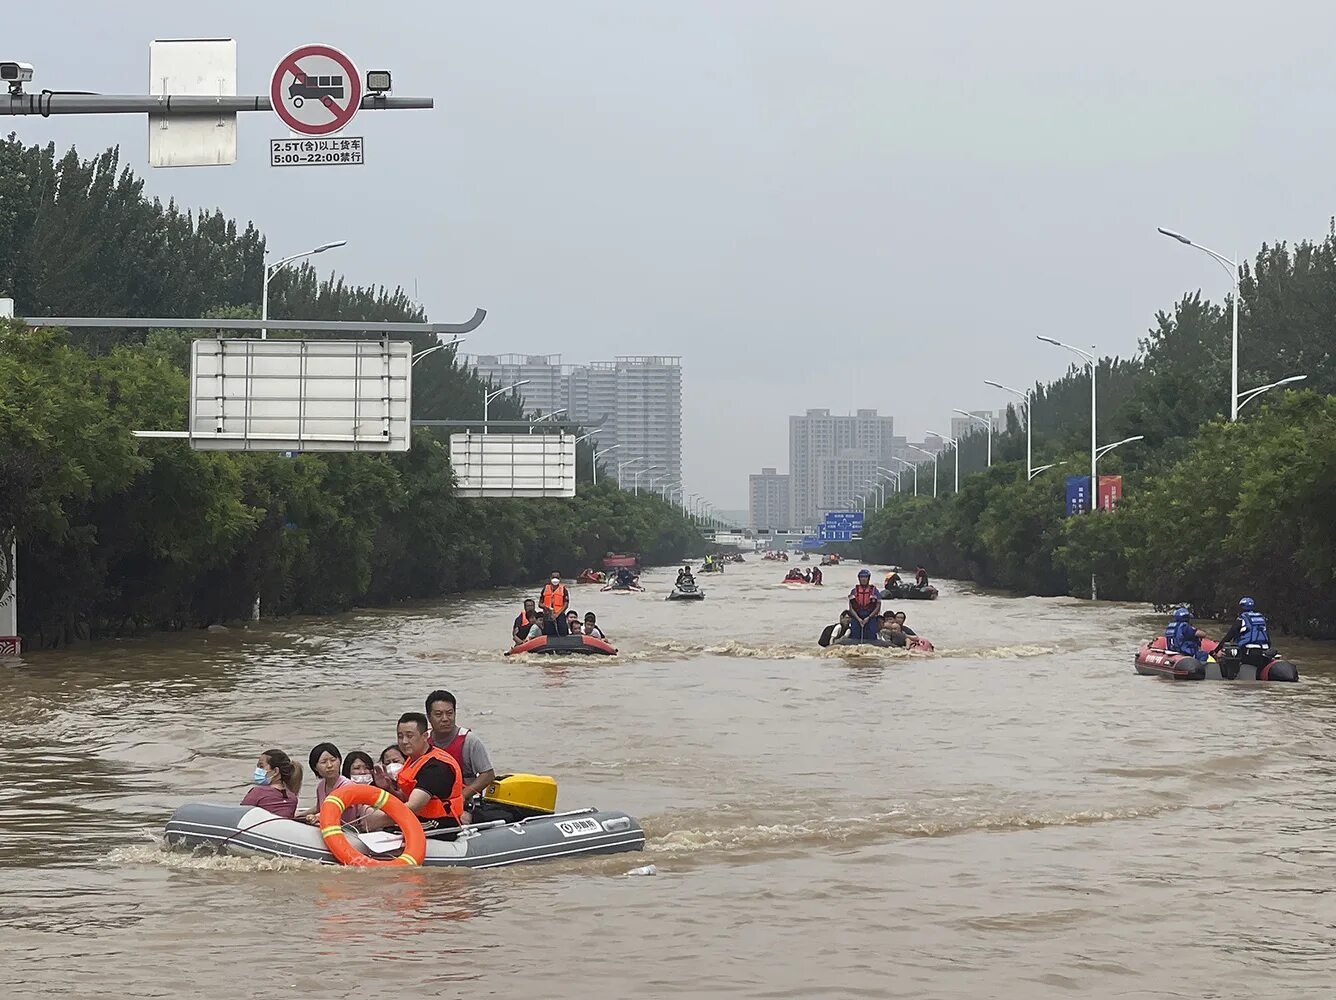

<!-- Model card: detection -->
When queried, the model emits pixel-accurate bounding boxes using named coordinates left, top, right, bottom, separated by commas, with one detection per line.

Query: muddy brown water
left=1, top=559, right=1333, bottom=998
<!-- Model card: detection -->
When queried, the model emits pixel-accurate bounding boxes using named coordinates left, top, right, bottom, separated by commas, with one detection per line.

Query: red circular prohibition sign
left=270, top=44, right=363, bottom=136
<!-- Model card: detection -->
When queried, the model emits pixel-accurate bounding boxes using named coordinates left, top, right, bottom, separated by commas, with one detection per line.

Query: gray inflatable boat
left=164, top=803, right=646, bottom=869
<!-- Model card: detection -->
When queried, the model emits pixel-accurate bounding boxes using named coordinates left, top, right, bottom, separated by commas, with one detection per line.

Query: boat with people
left=882, top=583, right=938, bottom=601
left=506, top=633, right=618, bottom=656
left=819, top=554, right=842, bottom=566
left=781, top=569, right=822, bottom=586
left=164, top=774, right=645, bottom=868
left=576, top=568, right=606, bottom=584
left=1134, top=636, right=1298, bottom=682
left=830, top=634, right=935, bottom=652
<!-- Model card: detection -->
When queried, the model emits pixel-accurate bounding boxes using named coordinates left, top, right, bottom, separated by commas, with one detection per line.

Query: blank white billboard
left=188, top=339, right=412, bottom=451
left=149, top=38, right=238, bottom=167
left=449, top=432, right=576, bottom=498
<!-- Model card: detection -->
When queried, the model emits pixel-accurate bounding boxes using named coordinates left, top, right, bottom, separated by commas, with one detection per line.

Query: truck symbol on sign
left=288, top=74, right=344, bottom=108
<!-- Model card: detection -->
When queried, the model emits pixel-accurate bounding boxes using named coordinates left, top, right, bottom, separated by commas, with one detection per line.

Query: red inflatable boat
left=506, top=634, right=618, bottom=656
left=1134, top=636, right=1297, bottom=682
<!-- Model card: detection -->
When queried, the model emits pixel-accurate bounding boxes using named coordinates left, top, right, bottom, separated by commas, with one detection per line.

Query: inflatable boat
left=832, top=635, right=934, bottom=652
left=506, top=634, right=618, bottom=656
left=667, top=582, right=705, bottom=601
left=780, top=576, right=820, bottom=587
left=600, top=581, right=644, bottom=593
left=1134, top=636, right=1297, bottom=682
left=164, top=775, right=645, bottom=869
left=882, top=583, right=938, bottom=601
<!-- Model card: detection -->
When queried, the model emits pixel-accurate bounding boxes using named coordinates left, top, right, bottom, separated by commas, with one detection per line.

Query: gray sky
left=10, top=2, right=1335, bottom=506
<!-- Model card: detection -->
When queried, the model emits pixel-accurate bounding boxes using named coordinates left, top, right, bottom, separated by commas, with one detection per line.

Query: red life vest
left=850, top=584, right=880, bottom=614
left=438, top=727, right=470, bottom=774
left=397, top=745, right=464, bottom=821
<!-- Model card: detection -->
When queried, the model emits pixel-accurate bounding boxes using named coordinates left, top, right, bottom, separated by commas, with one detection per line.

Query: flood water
left=1, top=558, right=1334, bottom=999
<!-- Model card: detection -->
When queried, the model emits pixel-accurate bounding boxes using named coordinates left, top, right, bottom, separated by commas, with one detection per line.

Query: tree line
left=867, top=223, right=1336, bottom=636
left=0, top=138, right=701, bottom=647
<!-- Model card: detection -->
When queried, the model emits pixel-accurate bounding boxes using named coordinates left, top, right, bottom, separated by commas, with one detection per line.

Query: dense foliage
left=869, top=225, right=1336, bottom=636
left=0, top=140, right=700, bottom=647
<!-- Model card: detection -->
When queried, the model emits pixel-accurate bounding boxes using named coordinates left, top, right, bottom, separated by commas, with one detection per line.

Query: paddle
left=818, top=623, right=836, bottom=647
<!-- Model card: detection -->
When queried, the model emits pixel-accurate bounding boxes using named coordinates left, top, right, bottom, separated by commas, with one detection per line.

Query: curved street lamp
left=484, top=379, right=530, bottom=432
left=261, top=239, right=347, bottom=339
left=591, top=443, right=620, bottom=485
left=1158, top=227, right=1240, bottom=420
left=1237, top=374, right=1308, bottom=412
left=927, top=432, right=961, bottom=494
left=1037, top=336, right=1097, bottom=506
left=952, top=409, right=993, bottom=467
left=907, top=444, right=939, bottom=498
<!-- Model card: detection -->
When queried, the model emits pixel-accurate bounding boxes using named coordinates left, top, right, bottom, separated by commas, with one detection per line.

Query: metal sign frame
left=448, top=432, right=577, bottom=498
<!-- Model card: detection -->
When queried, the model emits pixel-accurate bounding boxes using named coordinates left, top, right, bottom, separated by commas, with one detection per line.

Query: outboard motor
left=471, top=773, right=558, bottom=824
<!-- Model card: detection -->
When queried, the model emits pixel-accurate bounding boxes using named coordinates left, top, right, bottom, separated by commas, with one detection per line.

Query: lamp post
left=927, top=432, right=960, bottom=493
left=888, top=459, right=916, bottom=496
left=633, top=465, right=662, bottom=496
left=1237, top=374, right=1308, bottom=412
left=1037, top=336, right=1097, bottom=509
left=411, top=334, right=468, bottom=366
left=984, top=378, right=1041, bottom=481
left=261, top=240, right=347, bottom=339
left=592, top=444, right=620, bottom=485
left=484, top=379, right=530, bottom=432
left=907, top=444, right=938, bottom=498
left=952, top=409, right=993, bottom=467
left=618, top=457, right=647, bottom=489
left=1094, top=435, right=1144, bottom=469
left=1158, top=227, right=1240, bottom=420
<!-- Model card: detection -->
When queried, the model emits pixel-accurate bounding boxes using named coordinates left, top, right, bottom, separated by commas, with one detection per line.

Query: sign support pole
left=0, top=297, right=18, bottom=658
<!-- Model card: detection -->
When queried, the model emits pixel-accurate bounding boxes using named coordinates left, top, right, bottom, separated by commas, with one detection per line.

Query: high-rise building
left=465, top=353, right=683, bottom=489
left=749, top=468, right=791, bottom=530
left=788, top=408, right=895, bottom=527
left=468, top=354, right=566, bottom=417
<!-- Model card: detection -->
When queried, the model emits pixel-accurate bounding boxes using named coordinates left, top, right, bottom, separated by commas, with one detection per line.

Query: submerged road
left=1, top=558, right=1333, bottom=998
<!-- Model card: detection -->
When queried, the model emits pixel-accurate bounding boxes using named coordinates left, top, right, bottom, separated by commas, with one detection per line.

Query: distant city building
left=749, top=468, right=792, bottom=530
left=467, top=353, right=682, bottom=487
left=788, top=408, right=895, bottom=527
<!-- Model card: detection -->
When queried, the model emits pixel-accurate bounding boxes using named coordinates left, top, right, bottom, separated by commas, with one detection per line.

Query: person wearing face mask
left=363, top=713, right=464, bottom=833
left=426, top=689, right=496, bottom=824
left=342, top=751, right=376, bottom=785
left=373, top=745, right=407, bottom=796
left=540, top=571, right=571, bottom=635
left=240, top=748, right=304, bottom=819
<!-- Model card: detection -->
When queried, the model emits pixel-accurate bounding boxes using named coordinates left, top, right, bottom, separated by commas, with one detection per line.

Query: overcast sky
left=10, top=2, right=1335, bottom=506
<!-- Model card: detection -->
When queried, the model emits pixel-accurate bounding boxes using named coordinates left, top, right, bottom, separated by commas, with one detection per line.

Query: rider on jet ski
left=676, top=564, right=695, bottom=587
left=1165, top=607, right=1208, bottom=662
left=1216, top=597, right=1273, bottom=668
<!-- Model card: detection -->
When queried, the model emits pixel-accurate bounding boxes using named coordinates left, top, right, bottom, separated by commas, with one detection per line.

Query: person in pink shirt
left=300, top=742, right=366, bottom=826
left=240, top=749, right=303, bottom=819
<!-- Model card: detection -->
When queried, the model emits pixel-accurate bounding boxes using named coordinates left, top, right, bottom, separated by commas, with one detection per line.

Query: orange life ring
left=320, top=784, right=426, bottom=867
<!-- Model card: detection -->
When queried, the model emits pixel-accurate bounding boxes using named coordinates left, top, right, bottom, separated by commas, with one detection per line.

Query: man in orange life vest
left=364, top=712, right=463, bottom=833
left=427, top=689, right=496, bottom=825
left=512, top=598, right=537, bottom=644
left=848, top=568, right=883, bottom=641
left=540, top=571, right=572, bottom=635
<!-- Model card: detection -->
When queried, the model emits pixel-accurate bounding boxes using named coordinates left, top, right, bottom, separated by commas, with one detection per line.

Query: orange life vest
left=397, top=745, right=464, bottom=821
left=850, top=584, right=880, bottom=614
left=541, top=583, right=568, bottom=614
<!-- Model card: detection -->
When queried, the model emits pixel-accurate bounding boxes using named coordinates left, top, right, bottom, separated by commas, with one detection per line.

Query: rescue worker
left=540, top=571, right=571, bottom=635
left=848, top=569, right=883, bottom=641
left=1164, top=607, right=1208, bottom=662
left=1217, top=597, right=1273, bottom=669
left=426, top=690, right=496, bottom=825
left=364, top=712, right=462, bottom=833
left=512, top=598, right=537, bottom=644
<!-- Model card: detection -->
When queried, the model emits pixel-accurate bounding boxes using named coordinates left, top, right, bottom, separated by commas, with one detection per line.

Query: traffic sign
left=270, top=44, right=362, bottom=136
left=823, top=511, right=864, bottom=529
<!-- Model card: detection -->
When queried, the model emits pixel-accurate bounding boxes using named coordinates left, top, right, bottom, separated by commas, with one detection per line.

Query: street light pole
left=1159, top=228, right=1240, bottom=420
left=927, top=432, right=960, bottom=493
left=592, top=444, right=620, bottom=486
left=952, top=409, right=993, bottom=467
left=907, top=444, right=938, bottom=498
left=1037, top=337, right=1097, bottom=510
left=888, top=460, right=917, bottom=496
left=1237, top=374, right=1309, bottom=412
left=984, top=379, right=1036, bottom=480
left=618, top=457, right=646, bottom=490
left=483, top=379, right=531, bottom=433
left=528, top=407, right=568, bottom=433
left=633, top=465, right=662, bottom=496
left=261, top=240, right=347, bottom=340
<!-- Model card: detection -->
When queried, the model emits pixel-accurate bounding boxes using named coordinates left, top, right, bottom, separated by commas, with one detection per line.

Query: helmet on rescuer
left=1172, top=607, right=1191, bottom=621
left=857, top=569, right=871, bottom=579
left=1239, top=597, right=1256, bottom=612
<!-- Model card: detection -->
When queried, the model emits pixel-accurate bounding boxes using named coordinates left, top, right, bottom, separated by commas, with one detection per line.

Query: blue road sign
left=819, top=526, right=853, bottom=542
left=823, top=511, right=863, bottom=529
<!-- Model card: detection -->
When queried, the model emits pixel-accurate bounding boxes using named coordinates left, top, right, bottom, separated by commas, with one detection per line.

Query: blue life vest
left=1237, top=611, right=1270, bottom=646
left=1164, top=620, right=1199, bottom=656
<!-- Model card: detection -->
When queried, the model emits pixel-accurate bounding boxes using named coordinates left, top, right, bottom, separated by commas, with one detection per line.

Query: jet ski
left=600, top=581, right=644, bottom=593
left=882, top=583, right=938, bottom=601
left=164, top=774, right=644, bottom=869
left=698, top=563, right=724, bottom=574
left=506, top=634, right=618, bottom=656
left=667, top=581, right=705, bottom=601
left=1134, top=636, right=1298, bottom=682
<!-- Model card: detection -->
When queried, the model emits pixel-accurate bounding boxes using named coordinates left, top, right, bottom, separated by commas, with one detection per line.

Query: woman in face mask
left=342, top=750, right=376, bottom=784
left=241, top=749, right=303, bottom=819
left=375, top=745, right=409, bottom=797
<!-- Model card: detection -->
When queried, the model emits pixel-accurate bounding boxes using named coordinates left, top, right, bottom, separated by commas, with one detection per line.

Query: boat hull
left=506, top=634, right=618, bottom=656
left=1134, top=638, right=1297, bottom=682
